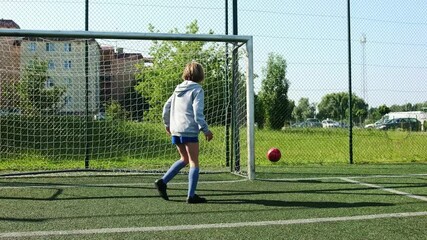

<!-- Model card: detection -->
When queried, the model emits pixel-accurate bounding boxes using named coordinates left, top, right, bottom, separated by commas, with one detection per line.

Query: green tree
left=292, top=97, right=316, bottom=122
left=258, top=53, right=291, bottom=130
left=106, top=100, right=128, bottom=120
left=254, top=94, right=265, bottom=128
left=389, top=104, right=405, bottom=112
left=414, top=102, right=427, bottom=111
left=378, top=104, right=391, bottom=116
left=317, top=92, right=367, bottom=124
left=122, top=83, right=148, bottom=121
left=18, top=58, right=65, bottom=115
left=366, top=107, right=381, bottom=123
left=317, top=92, right=346, bottom=121
left=135, top=20, right=230, bottom=125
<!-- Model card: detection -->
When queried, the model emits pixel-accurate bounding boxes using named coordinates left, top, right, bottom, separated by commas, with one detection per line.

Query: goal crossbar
left=0, top=29, right=252, bottom=43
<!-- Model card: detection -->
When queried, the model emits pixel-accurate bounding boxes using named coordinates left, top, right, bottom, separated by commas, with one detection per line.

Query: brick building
left=0, top=19, right=21, bottom=111
left=99, top=46, right=146, bottom=119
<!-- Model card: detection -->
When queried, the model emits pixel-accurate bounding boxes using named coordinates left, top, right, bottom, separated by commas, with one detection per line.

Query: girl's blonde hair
left=182, top=61, right=205, bottom=82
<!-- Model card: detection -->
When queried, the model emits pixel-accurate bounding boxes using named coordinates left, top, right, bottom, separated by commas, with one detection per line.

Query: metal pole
left=360, top=34, right=368, bottom=124
left=233, top=0, right=238, bottom=36
left=232, top=0, right=240, bottom=172
left=225, top=0, right=231, bottom=169
left=246, top=37, right=255, bottom=180
left=347, top=0, right=354, bottom=164
left=84, top=0, right=90, bottom=169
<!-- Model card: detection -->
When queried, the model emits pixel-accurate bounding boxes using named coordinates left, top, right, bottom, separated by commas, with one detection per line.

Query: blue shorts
left=171, top=136, right=199, bottom=144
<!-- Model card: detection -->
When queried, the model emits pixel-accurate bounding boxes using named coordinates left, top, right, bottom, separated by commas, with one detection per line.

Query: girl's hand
left=165, top=127, right=171, bottom=135
left=204, top=130, right=213, bottom=141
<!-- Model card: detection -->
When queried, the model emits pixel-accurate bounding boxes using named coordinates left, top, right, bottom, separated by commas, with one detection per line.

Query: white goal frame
left=0, top=29, right=255, bottom=180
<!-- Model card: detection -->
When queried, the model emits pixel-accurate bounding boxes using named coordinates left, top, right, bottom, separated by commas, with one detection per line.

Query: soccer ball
left=267, top=148, right=281, bottom=162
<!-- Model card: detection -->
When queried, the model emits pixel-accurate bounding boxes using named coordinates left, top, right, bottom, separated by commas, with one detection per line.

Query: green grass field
left=1, top=117, right=426, bottom=238
left=1, top=116, right=426, bottom=172
left=0, top=164, right=426, bottom=239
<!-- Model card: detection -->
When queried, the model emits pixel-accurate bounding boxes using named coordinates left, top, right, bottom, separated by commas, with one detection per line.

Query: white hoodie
left=162, top=80, right=210, bottom=137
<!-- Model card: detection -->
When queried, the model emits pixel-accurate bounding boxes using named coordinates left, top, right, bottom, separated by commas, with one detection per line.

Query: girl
left=155, top=61, right=213, bottom=204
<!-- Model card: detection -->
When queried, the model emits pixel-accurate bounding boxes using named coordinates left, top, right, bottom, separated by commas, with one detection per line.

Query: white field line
left=0, top=179, right=248, bottom=189
left=1, top=211, right=427, bottom=238
left=340, top=177, right=427, bottom=202
left=256, top=173, right=427, bottom=182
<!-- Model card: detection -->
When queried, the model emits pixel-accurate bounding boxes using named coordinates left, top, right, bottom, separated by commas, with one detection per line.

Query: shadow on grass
left=191, top=184, right=427, bottom=199
left=1, top=180, right=425, bottom=202
left=0, top=217, right=45, bottom=222
left=208, top=199, right=394, bottom=208
left=0, top=190, right=157, bottom=201
left=0, top=181, right=152, bottom=190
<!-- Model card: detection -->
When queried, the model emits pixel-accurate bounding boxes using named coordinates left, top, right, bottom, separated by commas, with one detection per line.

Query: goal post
left=0, top=29, right=255, bottom=179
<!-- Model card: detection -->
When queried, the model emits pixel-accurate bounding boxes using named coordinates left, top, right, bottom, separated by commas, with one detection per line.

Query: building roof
left=0, top=19, right=20, bottom=29
left=117, top=53, right=143, bottom=60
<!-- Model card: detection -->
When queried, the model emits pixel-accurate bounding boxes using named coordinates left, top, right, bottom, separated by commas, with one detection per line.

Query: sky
left=1, top=0, right=426, bottom=108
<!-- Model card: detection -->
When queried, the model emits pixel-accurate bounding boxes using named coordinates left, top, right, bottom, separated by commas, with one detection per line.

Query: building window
left=29, top=42, right=36, bottom=52
left=64, top=43, right=72, bottom=52
left=65, top=78, right=72, bottom=85
left=48, top=60, right=55, bottom=70
left=64, top=96, right=72, bottom=105
left=64, top=60, right=72, bottom=69
left=45, top=77, right=54, bottom=88
left=46, top=43, right=55, bottom=52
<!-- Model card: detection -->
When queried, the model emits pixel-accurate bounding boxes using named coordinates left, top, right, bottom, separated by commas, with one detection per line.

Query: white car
left=322, top=119, right=340, bottom=128
left=364, top=120, right=382, bottom=129
left=0, top=108, right=21, bottom=116
left=93, top=112, right=106, bottom=121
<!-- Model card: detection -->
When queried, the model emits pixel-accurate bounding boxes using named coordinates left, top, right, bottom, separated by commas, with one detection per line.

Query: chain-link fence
left=0, top=0, right=426, bottom=174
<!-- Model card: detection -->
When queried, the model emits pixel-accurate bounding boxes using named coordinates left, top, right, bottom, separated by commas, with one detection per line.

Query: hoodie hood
left=174, top=80, right=201, bottom=97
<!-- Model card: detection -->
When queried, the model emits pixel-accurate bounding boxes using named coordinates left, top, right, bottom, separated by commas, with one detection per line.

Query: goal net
left=0, top=30, right=254, bottom=178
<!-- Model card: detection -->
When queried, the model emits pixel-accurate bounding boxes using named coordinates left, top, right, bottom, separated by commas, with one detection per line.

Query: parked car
left=291, top=118, right=322, bottom=128
left=0, top=108, right=21, bottom=116
left=376, top=118, right=421, bottom=131
left=93, top=112, right=106, bottom=121
left=322, top=119, right=340, bottom=128
left=365, top=120, right=382, bottom=129
left=306, top=118, right=322, bottom=127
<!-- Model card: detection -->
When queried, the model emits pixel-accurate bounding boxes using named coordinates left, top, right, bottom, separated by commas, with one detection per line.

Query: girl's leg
left=155, top=144, right=189, bottom=200
left=185, top=142, right=206, bottom=203
left=185, top=142, right=199, bottom=168
left=162, top=144, right=189, bottom=183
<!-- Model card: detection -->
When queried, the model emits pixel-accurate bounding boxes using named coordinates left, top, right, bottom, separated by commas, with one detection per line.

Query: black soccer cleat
left=187, top=194, right=207, bottom=204
left=154, top=179, right=169, bottom=200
